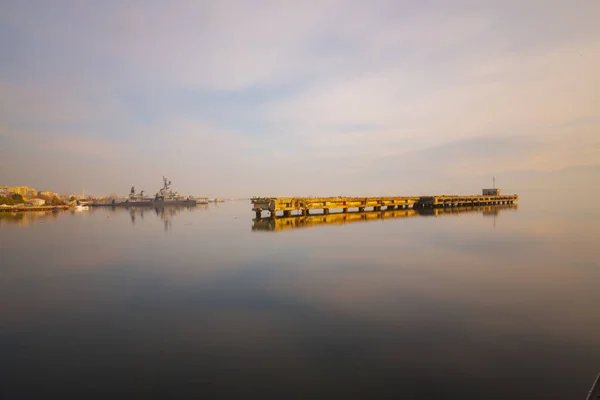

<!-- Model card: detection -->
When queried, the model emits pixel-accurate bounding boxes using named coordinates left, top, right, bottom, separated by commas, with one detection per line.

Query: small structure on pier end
left=482, top=188, right=500, bottom=196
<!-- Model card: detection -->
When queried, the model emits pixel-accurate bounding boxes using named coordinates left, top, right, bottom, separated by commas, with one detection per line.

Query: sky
left=0, top=0, right=599, bottom=198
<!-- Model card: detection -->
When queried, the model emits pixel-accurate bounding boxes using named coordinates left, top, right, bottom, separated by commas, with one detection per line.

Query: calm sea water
left=1, top=198, right=599, bottom=399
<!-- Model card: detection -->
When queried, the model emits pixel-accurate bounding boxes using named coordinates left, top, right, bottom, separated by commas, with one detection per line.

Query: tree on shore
left=37, top=193, right=65, bottom=206
left=0, top=194, right=24, bottom=205
left=51, top=196, right=65, bottom=206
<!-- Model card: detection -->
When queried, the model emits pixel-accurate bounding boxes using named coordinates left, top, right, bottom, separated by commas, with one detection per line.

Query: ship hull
left=121, top=200, right=196, bottom=207
left=153, top=200, right=196, bottom=206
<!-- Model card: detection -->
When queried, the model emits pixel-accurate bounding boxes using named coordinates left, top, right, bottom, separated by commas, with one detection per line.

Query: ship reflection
left=252, top=204, right=518, bottom=232
left=127, top=205, right=208, bottom=231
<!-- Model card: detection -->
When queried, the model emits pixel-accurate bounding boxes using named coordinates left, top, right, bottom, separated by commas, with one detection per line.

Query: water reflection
left=0, top=204, right=211, bottom=231
left=127, top=205, right=209, bottom=231
left=0, top=211, right=59, bottom=227
left=1, top=200, right=599, bottom=399
left=252, top=204, right=518, bottom=232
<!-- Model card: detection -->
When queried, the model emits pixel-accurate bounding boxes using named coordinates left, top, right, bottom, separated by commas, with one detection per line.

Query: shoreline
left=0, top=205, right=70, bottom=212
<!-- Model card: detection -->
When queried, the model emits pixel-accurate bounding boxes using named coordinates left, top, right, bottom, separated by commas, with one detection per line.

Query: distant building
left=26, top=198, right=45, bottom=207
left=26, top=188, right=38, bottom=197
left=482, top=188, right=500, bottom=196
left=9, top=186, right=31, bottom=196
left=39, top=191, right=56, bottom=198
left=0, top=185, right=8, bottom=196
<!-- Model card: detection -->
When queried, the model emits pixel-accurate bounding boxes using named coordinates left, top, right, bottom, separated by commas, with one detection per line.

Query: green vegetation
left=0, top=194, right=24, bottom=205
left=37, top=193, right=65, bottom=206
left=50, top=196, right=65, bottom=206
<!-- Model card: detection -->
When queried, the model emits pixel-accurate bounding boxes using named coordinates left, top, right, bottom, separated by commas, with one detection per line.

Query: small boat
left=73, top=200, right=89, bottom=211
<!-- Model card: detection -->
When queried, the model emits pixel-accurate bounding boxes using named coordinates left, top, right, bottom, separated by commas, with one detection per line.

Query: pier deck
left=252, top=194, right=518, bottom=218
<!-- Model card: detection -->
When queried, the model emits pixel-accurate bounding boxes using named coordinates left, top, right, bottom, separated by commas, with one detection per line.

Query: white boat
left=74, top=204, right=89, bottom=211
left=193, top=197, right=209, bottom=205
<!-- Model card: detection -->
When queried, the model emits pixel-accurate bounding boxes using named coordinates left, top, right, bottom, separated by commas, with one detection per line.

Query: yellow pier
left=251, top=197, right=421, bottom=218
left=251, top=193, right=518, bottom=218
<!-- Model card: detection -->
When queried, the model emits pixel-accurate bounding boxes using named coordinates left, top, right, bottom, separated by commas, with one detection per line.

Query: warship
left=122, top=186, right=152, bottom=206
left=122, top=177, right=196, bottom=207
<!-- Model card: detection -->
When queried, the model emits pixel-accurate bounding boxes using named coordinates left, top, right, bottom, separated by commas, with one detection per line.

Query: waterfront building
left=26, top=198, right=46, bottom=207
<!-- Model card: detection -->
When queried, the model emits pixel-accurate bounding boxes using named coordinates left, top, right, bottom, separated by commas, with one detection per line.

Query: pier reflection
left=252, top=204, right=518, bottom=232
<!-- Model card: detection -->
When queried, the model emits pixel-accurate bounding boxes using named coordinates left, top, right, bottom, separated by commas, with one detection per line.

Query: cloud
left=261, top=37, right=600, bottom=144
left=1, top=0, right=599, bottom=195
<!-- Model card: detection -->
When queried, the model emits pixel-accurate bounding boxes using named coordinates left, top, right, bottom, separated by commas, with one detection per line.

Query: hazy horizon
left=1, top=1, right=599, bottom=197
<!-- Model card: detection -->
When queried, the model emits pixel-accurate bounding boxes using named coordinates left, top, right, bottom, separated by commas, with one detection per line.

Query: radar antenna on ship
left=162, top=176, right=171, bottom=191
